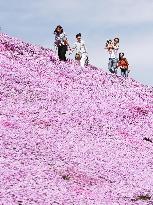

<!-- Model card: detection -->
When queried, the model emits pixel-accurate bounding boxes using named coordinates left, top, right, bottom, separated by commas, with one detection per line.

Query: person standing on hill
left=105, top=37, right=119, bottom=74
left=117, top=52, right=129, bottom=77
left=70, top=33, right=88, bottom=67
left=54, top=25, right=70, bottom=61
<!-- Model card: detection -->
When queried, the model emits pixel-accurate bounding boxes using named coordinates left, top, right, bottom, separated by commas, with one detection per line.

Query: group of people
left=54, top=25, right=88, bottom=67
left=54, top=25, right=130, bottom=77
left=105, top=38, right=130, bottom=77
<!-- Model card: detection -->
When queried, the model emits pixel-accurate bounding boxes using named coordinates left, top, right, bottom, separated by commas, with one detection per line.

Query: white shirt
left=109, top=49, right=115, bottom=58
left=108, top=43, right=119, bottom=59
left=109, top=48, right=118, bottom=59
left=72, top=40, right=87, bottom=54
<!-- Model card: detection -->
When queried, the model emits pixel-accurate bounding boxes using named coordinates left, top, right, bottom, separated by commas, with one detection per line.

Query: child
left=117, top=52, right=129, bottom=77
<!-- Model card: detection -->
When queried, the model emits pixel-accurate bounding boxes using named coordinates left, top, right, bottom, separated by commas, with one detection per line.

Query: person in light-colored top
left=54, top=25, right=70, bottom=61
left=105, top=37, right=119, bottom=74
left=70, top=33, right=88, bottom=67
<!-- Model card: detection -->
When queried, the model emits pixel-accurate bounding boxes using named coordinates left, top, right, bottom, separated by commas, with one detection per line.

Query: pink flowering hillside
left=1, top=33, right=153, bottom=205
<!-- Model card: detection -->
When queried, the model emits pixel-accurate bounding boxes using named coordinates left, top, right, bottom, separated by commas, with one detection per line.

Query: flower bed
left=0, top=33, right=153, bottom=205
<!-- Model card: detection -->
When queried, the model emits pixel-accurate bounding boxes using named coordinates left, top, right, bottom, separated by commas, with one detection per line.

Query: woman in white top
left=54, top=25, right=70, bottom=61
left=70, top=33, right=88, bottom=67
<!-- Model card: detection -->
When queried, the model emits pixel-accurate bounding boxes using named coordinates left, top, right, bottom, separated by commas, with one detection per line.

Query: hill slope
left=0, top=33, right=153, bottom=205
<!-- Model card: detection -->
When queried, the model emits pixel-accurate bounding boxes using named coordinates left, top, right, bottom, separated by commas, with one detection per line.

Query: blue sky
left=0, top=0, right=153, bottom=86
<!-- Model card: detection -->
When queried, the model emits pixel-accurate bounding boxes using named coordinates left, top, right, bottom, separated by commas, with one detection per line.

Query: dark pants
left=121, top=68, right=128, bottom=77
left=58, top=45, right=67, bottom=61
left=108, top=58, right=118, bottom=74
